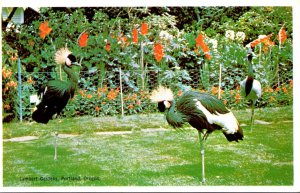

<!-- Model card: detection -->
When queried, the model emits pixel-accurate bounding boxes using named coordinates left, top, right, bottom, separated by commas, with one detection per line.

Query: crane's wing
left=176, top=91, right=243, bottom=141
left=177, top=91, right=229, bottom=115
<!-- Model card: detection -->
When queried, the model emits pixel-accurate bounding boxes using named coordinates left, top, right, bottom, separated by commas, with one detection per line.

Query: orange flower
left=107, top=89, right=119, bottom=100
left=278, top=26, right=287, bottom=44
left=4, top=104, right=11, bottom=110
left=235, top=93, right=241, bottom=103
left=249, top=39, right=261, bottom=48
left=289, top=80, right=293, bottom=87
left=141, top=22, right=148, bottom=35
left=282, top=87, right=288, bottom=94
left=6, top=80, right=17, bottom=88
left=264, top=87, right=273, bottom=93
left=132, top=27, right=138, bottom=44
left=195, top=33, right=211, bottom=59
left=10, top=54, right=18, bottom=61
left=275, top=87, right=281, bottom=92
left=2, top=68, right=12, bottom=79
left=177, top=90, right=183, bottom=96
left=204, top=53, right=212, bottom=60
left=95, top=106, right=100, bottom=111
left=87, top=94, right=93, bottom=99
left=136, top=100, right=141, bottom=105
left=269, top=96, right=276, bottom=102
left=195, top=34, right=205, bottom=47
left=27, top=76, right=35, bottom=84
left=118, top=35, right=129, bottom=47
left=105, top=41, right=111, bottom=51
left=78, top=31, right=89, bottom=47
left=98, top=86, right=108, bottom=93
left=127, top=104, right=134, bottom=109
left=211, top=86, right=219, bottom=95
left=249, top=34, right=274, bottom=49
left=79, top=90, right=86, bottom=97
left=223, top=99, right=228, bottom=105
left=39, top=21, right=52, bottom=39
left=153, top=43, right=164, bottom=62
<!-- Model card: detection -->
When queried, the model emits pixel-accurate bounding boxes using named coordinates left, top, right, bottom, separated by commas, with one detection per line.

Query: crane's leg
left=250, top=101, right=255, bottom=132
left=198, top=130, right=206, bottom=183
left=54, top=118, right=59, bottom=160
left=54, top=131, right=58, bottom=160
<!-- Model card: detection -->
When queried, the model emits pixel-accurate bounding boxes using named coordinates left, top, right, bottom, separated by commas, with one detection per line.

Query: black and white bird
left=150, top=86, right=243, bottom=183
left=32, top=47, right=81, bottom=159
left=240, top=47, right=262, bottom=132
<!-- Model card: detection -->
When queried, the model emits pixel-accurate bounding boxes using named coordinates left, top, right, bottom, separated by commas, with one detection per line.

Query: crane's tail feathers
left=223, top=126, right=244, bottom=142
left=55, top=47, right=72, bottom=65
left=32, top=107, right=51, bottom=124
left=150, top=86, right=174, bottom=102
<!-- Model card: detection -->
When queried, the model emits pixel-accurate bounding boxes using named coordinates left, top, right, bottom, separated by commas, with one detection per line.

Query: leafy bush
left=2, top=7, right=293, bottom=121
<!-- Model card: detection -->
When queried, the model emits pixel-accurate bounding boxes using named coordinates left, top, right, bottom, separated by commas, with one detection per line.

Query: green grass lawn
left=2, top=106, right=293, bottom=186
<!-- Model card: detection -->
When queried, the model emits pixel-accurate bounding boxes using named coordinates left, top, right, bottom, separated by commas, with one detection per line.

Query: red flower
left=132, top=27, right=138, bottom=44
left=105, top=41, right=111, bottom=51
left=204, top=53, right=212, bottom=60
left=39, top=21, right=52, bottom=39
left=195, top=34, right=205, bottom=47
left=153, top=43, right=164, bottom=62
left=195, top=34, right=211, bottom=60
left=249, top=39, right=261, bottom=48
left=95, top=106, right=100, bottom=111
left=278, top=26, right=287, bottom=44
left=141, top=22, right=148, bottom=35
left=250, top=34, right=274, bottom=48
left=78, top=31, right=89, bottom=47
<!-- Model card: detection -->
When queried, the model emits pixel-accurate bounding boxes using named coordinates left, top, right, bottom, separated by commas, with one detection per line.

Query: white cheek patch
left=195, top=100, right=239, bottom=134
left=164, top=101, right=171, bottom=108
left=30, top=94, right=41, bottom=105
left=66, top=58, right=72, bottom=66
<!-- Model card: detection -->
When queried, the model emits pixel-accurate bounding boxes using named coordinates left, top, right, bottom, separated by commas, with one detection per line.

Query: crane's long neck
left=247, top=52, right=254, bottom=77
left=62, top=64, right=79, bottom=85
left=166, top=101, right=186, bottom=128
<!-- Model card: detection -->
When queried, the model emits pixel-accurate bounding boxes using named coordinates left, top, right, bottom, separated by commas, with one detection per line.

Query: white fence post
left=119, top=67, right=124, bottom=117
left=17, top=58, right=22, bottom=122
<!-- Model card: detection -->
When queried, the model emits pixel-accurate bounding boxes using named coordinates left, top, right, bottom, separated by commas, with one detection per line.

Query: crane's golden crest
left=150, top=86, right=174, bottom=102
left=54, top=47, right=72, bottom=65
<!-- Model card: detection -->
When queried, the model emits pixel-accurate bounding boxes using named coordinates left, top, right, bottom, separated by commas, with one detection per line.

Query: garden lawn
left=2, top=106, right=293, bottom=186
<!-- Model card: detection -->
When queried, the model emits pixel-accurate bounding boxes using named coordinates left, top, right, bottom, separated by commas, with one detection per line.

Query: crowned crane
left=240, top=47, right=262, bottom=132
left=32, top=47, right=81, bottom=160
left=150, top=86, right=243, bottom=183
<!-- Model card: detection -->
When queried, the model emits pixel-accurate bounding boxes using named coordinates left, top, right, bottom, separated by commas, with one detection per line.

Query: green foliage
left=2, top=7, right=293, bottom=121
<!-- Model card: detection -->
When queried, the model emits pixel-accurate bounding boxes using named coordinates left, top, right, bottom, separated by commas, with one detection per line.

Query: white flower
left=159, top=31, right=173, bottom=41
left=208, top=38, right=218, bottom=49
left=258, top=35, right=267, bottom=39
left=225, top=30, right=235, bottom=40
left=235, top=31, right=246, bottom=41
